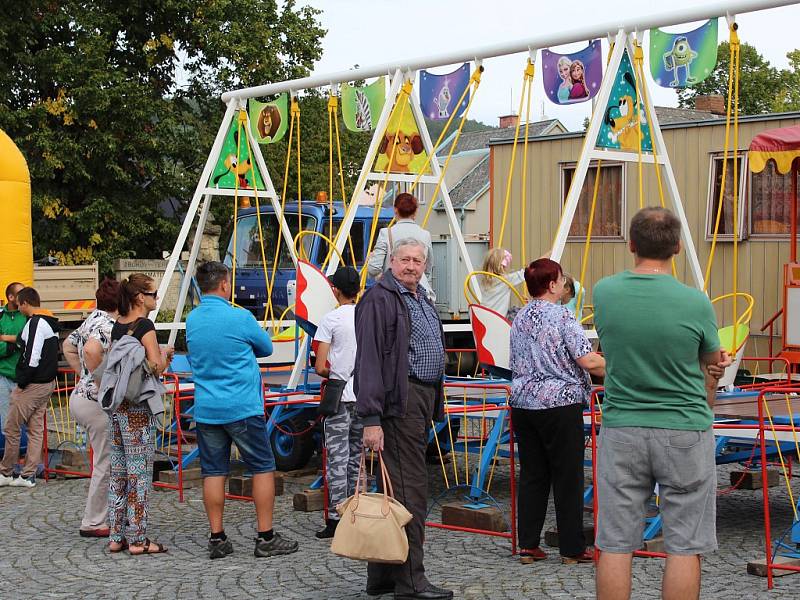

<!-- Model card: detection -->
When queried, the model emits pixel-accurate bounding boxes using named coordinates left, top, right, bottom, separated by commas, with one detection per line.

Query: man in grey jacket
left=356, top=238, right=451, bottom=600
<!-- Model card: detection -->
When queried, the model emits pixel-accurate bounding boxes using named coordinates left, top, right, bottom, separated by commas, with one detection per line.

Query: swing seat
left=469, top=304, right=512, bottom=379
left=716, top=324, right=750, bottom=389
left=295, top=259, right=337, bottom=338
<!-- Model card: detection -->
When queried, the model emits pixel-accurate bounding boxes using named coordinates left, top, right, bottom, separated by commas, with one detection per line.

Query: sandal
left=109, top=540, right=128, bottom=553
left=128, top=538, right=168, bottom=556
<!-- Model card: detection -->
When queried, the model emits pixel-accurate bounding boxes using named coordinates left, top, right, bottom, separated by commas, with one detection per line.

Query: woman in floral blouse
left=63, top=278, right=119, bottom=538
left=509, top=258, right=605, bottom=565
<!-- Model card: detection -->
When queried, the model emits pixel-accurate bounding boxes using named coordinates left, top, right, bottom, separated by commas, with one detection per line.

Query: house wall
left=490, top=114, right=800, bottom=360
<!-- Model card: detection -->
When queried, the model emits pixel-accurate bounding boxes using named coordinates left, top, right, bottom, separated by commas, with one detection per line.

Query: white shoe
left=9, top=476, right=35, bottom=488
left=0, top=473, right=14, bottom=487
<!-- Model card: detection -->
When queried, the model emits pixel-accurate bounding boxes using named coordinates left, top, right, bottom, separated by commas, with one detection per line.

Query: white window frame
left=560, top=161, right=627, bottom=242
left=704, top=151, right=749, bottom=242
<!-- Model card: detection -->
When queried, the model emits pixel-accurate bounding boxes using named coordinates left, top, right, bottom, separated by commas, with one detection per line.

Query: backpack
left=92, top=319, right=154, bottom=406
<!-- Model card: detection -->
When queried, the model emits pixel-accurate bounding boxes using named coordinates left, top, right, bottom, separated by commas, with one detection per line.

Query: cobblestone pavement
left=0, top=460, right=797, bottom=599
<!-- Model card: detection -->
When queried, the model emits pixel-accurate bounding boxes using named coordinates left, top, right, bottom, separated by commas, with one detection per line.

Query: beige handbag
left=330, top=450, right=413, bottom=564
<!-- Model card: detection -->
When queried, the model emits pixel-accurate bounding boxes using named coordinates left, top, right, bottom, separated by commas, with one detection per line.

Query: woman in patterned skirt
left=509, top=258, right=605, bottom=565
left=106, top=274, right=173, bottom=555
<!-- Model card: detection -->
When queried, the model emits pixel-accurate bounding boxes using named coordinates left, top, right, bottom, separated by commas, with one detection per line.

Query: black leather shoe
left=366, top=584, right=395, bottom=596
left=394, top=585, right=454, bottom=600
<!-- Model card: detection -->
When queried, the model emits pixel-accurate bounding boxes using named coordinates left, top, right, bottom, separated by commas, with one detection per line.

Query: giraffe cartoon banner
left=341, top=77, right=386, bottom=132
left=209, top=116, right=265, bottom=190
left=541, top=40, right=602, bottom=105
left=248, top=93, right=289, bottom=144
left=596, top=49, right=653, bottom=153
left=372, top=95, right=431, bottom=175
left=419, top=63, right=470, bottom=120
left=649, top=20, right=718, bottom=88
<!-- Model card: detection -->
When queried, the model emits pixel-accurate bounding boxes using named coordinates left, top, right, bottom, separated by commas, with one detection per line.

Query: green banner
left=649, top=20, right=718, bottom=88
left=248, top=93, right=289, bottom=144
left=341, top=77, right=386, bottom=132
left=209, top=115, right=265, bottom=190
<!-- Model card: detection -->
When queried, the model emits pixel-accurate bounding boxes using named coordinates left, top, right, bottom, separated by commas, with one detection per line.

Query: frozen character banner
left=341, top=77, right=386, bottom=132
left=248, top=93, right=289, bottom=144
left=210, top=117, right=266, bottom=190
left=420, top=63, right=470, bottom=120
left=541, top=40, right=602, bottom=105
left=596, top=49, right=653, bottom=153
left=649, top=19, right=718, bottom=88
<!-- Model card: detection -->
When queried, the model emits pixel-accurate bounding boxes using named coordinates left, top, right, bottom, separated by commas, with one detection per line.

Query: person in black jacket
left=0, top=287, right=59, bottom=488
left=356, top=238, right=452, bottom=600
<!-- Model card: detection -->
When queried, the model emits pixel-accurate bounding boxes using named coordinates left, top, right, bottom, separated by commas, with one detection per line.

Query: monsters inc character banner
left=596, top=49, right=653, bottom=153
left=248, top=93, right=289, bottom=144
left=541, top=40, right=602, bottom=105
left=649, top=19, right=718, bottom=88
left=420, top=63, right=470, bottom=120
left=341, top=78, right=386, bottom=132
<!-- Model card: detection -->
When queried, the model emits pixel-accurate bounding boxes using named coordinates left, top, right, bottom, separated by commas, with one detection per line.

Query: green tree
left=773, top=49, right=800, bottom=112
left=677, top=41, right=783, bottom=115
left=0, top=1, right=325, bottom=273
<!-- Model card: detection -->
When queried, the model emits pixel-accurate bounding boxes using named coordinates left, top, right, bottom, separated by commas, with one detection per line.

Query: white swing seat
left=469, top=303, right=512, bottom=379
left=295, top=259, right=337, bottom=337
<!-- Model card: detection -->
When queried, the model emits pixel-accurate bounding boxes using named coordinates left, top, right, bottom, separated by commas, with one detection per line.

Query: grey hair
left=391, top=237, right=428, bottom=259
left=196, top=261, right=230, bottom=293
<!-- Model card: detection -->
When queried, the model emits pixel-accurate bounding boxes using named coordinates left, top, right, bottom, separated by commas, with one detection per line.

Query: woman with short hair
left=63, top=278, right=120, bottom=538
left=509, top=258, right=604, bottom=565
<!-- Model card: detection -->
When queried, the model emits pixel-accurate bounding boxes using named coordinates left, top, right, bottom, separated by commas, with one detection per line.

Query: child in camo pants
left=313, top=267, right=363, bottom=539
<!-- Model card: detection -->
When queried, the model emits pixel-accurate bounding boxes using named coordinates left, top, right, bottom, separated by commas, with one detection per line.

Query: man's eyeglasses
left=141, top=291, right=158, bottom=298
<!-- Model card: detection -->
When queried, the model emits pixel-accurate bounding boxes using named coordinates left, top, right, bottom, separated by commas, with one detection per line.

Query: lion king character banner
left=209, top=117, right=266, bottom=190
left=649, top=20, right=718, bottom=88
left=595, top=49, right=653, bottom=153
left=248, top=93, right=289, bottom=144
left=341, top=78, right=386, bottom=132
left=541, top=40, right=602, bottom=105
left=420, top=63, right=470, bottom=120
left=372, top=95, right=431, bottom=175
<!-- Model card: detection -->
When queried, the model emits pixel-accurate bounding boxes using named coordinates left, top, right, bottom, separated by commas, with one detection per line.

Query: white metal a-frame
left=550, top=29, right=704, bottom=289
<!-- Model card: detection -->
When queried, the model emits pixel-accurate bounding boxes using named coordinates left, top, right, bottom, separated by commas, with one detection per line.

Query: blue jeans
left=196, top=415, right=276, bottom=477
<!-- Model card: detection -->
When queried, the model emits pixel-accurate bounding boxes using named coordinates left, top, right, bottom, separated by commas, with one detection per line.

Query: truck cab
left=223, top=201, right=394, bottom=319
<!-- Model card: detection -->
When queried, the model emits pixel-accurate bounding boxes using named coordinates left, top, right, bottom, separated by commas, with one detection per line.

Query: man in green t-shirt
left=0, top=282, right=26, bottom=429
left=593, top=208, right=730, bottom=600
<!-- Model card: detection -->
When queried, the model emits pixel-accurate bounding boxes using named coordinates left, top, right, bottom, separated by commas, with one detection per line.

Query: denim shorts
left=196, top=415, right=276, bottom=477
left=596, top=426, right=717, bottom=555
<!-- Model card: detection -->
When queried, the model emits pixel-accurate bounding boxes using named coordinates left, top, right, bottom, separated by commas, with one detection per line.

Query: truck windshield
left=226, top=214, right=317, bottom=269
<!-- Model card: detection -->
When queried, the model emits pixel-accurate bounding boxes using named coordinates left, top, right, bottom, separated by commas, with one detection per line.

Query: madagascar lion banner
left=372, top=95, right=431, bottom=176
left=248, top=93, right=289, bottom=144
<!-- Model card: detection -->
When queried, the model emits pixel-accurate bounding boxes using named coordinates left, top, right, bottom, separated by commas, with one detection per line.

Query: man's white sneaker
left=9, top=476, right=35, bottom=488
left=0, top=473, right=14, bottom=487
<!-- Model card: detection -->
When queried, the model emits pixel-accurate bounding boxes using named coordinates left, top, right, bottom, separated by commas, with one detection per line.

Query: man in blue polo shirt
left=187, top=261, right=298, bottom=560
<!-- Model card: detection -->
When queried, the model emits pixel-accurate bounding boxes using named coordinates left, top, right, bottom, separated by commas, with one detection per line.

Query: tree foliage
left=0, top=1, right=326, bottom=273
left=676, top=41, right=799, bottom=116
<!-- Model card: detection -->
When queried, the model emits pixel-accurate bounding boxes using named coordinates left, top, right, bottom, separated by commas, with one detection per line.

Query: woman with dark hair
left=509, top=258, right=604, bottom=565
left=105, top=274, right=173, bottom=555
left=64, top=278, right=120, bottom=537
left=366, top=192, right=435, bottom=299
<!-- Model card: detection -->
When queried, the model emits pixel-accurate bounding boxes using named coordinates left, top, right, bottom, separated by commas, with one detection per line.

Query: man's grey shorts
left=596, top=426, right=717, bottom=555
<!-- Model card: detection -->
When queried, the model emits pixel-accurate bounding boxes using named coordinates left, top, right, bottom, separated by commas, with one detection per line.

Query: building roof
left=436, top=119, right=564, bottom=156
left=436, top=153, right=490, bottom=210
left=652, top=106, right=721, bottom=124
left=488, top=110, right=800, bottom=146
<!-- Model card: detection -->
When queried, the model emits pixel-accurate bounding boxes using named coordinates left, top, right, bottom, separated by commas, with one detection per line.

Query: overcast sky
left=299, top=0, right=800, bottom=130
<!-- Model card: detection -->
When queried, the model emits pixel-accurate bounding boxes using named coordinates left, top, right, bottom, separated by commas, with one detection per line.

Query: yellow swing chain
left=326, top=93, right=358, bottom=269
left=498, top=60, right=535, bottom=248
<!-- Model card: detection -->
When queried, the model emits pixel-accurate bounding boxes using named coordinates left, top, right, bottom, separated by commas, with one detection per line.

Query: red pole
left=176, top=391, right=184, bottom=503
left=792, top=162, right=798, bottom=263
left=759, top=391, right=774, bottom=589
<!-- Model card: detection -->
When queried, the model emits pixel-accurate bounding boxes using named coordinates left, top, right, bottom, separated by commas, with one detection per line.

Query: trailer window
left=225, top=214, right=316, bottom=269
left=705, top=153, right=748, bottom=241
left=750, top=160, right=800, bottom=238
left=561, top=162, right=625, bottom=240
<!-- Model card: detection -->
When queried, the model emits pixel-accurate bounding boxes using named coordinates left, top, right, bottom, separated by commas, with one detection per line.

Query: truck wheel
left=270, top=415, right=315, bottom=472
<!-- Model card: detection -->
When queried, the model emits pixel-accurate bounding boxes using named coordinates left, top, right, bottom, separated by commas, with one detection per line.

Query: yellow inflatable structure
left=0, top=129, right=33, bottom=299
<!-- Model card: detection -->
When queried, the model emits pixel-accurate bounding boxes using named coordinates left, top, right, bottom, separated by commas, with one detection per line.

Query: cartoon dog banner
left=595, top=49, right=653, bottom=153
left=541, top=40, right=602, bottom=105
left=649, top=20, right=718, bottom=88
left=341, top=77, right=386, bottom=132
left=372, top=95, right=431, bottom=175
left=209, top=117, right=266, bottom=190
left=419, top=63, right=470, bottom=120
left=248, top=93, right=289, bottom=144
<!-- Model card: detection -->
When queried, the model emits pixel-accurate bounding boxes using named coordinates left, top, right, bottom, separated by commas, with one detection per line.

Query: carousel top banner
left=541, top=40, right=603, bottom=105
left=419, top=63, right=471, bottom=120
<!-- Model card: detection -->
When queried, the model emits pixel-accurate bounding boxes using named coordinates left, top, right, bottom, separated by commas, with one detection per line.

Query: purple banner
left=541, top=40, right=602, bottom=105
left=420, top=63, right=470, bottom=120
